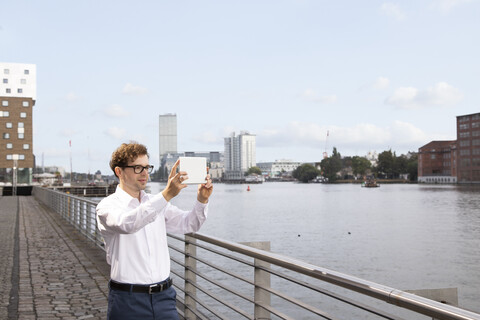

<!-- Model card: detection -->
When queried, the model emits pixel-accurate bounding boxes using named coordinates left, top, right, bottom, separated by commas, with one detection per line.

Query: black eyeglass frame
left=121, top=165, right=154, bottom=174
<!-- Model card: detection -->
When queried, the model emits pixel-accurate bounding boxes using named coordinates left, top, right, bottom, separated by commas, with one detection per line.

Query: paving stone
left=0, top=196, right=110, bottom=318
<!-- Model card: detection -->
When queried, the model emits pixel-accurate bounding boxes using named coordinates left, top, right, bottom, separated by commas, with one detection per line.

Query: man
left=96, top=142, right=213, bottom=319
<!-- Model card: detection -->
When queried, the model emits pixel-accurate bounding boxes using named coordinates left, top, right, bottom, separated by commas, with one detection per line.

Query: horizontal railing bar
left=192, top=266, right=328, bottom=320
left=176, top=290, right=214, bottom=320
left=173, top=235, right=397, bottom=319
left=262, top=265, right=401, bottom=320
left=183, top=235, right=255, bottom=267
left=171, top=258, right=254, bottom=318
left=184, top=278, right=250, bottom=320
left=190, top=232, right=480, bottom=320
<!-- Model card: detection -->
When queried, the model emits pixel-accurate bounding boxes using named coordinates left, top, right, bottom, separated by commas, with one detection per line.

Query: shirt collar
left=114, top=185, right=148, bottom=205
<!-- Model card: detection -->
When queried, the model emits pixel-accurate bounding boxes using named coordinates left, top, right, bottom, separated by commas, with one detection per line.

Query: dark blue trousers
left=107, top=284, right=179, bottom=320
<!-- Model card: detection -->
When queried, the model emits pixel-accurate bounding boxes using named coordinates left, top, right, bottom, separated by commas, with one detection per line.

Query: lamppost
left=12, top=154, right=19, bottom=196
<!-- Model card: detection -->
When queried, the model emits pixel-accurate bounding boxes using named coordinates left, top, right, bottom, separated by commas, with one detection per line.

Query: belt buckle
left=148, top=283, right=159, bottom=294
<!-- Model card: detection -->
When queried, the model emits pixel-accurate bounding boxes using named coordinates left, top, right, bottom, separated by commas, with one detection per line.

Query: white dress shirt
left=96, top=186, right=208, bottom=284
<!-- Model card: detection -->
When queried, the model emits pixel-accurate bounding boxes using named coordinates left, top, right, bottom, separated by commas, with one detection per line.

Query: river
left=148, top=181, right=480, bottom=316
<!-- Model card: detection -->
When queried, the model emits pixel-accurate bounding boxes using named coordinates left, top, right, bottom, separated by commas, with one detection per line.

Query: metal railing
left=33, top=186, right=480, bottom=320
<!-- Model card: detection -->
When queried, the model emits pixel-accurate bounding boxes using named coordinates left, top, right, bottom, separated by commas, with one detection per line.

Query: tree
left=292, top=164, right=320, bottom=183
left=246, top=166, right=262, bottom=176
left=376, top=150, right=394, bottom=178
left=406, top=153, right=418, bottom=181
left=320, top=147, right=342, bottom=182
left=351, top=156, right=371, bottom=176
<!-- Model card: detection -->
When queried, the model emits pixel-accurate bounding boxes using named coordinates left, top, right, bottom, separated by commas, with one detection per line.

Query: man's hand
left=162, top=160, right=188, bottom=201
left=197, top=172, right=213, bottom=204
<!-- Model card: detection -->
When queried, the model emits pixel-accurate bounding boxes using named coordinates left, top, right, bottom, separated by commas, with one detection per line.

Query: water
left=149, top=181, right=480, bottom=314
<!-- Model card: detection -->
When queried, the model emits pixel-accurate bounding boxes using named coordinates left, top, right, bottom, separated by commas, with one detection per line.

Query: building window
left=20, top=112, right=27, bottom=118
left=6, top=155, right=12, bottom=160
left=2, top=101, right=8, bottom=106
left=431, top=154, right=436, bottom=159
left=472, top=122, right=480, bottom=128
left=22, top=101, right=29, bottom=107
left=4, top=69, right=9, bottom=74
left=6, top=143, right=12, bottom=149
left=2, top=79, right=7, bottom=84
left=18, top=133, right=24, bottom=139
left=23, top=144, right=30, bottom=150
left=460, top=132, right=470, bottom=138
left=6, top=122, right=12, bottom=128
left=24, top=70, right=29, bottom=75
left=21, top=79, right=27, bottom=84
left=18, top=122, right=24, bottom=128
left=1, top=111, right=10, bottom=117
left=17, top=88, right=23, bottom=94
left=3, top=133, right=10, bottom=139
left=459, top=124, right=469, bottom=130
left=6, top=88, right=11, bottom=93
left=18, top=154, right=25, bottom=160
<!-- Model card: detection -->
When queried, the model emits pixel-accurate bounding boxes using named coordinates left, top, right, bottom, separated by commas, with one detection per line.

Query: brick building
left=418, top=112, right=480, bottom=184
left=0, top=62, right=36, bottom=184
left=418, top=141, right=457, bottom=183
left=457, top=112, right=480, bottom=182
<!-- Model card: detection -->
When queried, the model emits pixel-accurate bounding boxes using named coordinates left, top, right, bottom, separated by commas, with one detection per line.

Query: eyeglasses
left=121, top=165, right=154, bottom=174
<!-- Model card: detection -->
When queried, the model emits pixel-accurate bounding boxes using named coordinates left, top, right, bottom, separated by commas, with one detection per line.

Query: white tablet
left=179, top=157, right=207, bottom=184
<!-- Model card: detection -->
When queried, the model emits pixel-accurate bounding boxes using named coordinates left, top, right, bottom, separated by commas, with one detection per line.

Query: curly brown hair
left=110, top=142, right=149, bottom=177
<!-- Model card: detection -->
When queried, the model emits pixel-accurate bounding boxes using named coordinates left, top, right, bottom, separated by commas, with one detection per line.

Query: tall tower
left=159, top=114, right=177, bottom=158
left=0, top=62, right=36, bottom=183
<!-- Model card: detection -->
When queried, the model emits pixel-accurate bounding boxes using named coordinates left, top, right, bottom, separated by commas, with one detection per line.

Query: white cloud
left=258, top=120, right=432, bottom=155
left=385, top=82, right=463, bottom=109
left=373, top=77, right=390, bottom=90
left=104, top=104, right=130, bottom=117
left=193, top=131, right=221, bottom=144
left=301, top=89, right=337, bottom=104
left=65, top=92, right=80, bottom=101
left=122, top=83, right=148, bottom=95
left=59, top=128, right=79, bottom=137
left=380, top=3, right=406, bottom=21
left=430, top=0, right=473, bottom=13
left=104, top=127, right=127, bottom=139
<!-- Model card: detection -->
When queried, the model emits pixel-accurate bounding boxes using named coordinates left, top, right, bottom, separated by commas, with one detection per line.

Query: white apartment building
left=257, top=159, right=301, bottom=177
left=224, top=131, right=256, bottom=180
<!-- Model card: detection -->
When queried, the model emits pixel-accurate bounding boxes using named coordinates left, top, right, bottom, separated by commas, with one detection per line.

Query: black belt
left=110, top=278, right=173, bottom=294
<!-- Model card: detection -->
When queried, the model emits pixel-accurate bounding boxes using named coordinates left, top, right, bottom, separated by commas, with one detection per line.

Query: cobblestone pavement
left=1, top=196, right=111, bottom=319
left=0, top=197, right=17, bottom=320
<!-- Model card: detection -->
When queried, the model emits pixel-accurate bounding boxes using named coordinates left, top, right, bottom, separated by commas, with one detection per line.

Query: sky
left=1, top=0, right=479, bottom=174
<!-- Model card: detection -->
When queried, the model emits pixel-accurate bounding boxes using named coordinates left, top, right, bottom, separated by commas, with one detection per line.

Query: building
left=457, top=112, right=480, bottom=183
left=418, top=111, right=480, bottom=184
left=418, top=141, right=457, bottom=184
left=224, top=131, right=256, bottom=180
left=257, top=159, right=301, bottom=178
left=159, top=113, right=177, bottom=159
left=0, top=62, right=36, bottom=184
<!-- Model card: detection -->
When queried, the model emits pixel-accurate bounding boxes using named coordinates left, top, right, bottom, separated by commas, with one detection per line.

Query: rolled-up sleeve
left=164, top=200, right=208, bottom=234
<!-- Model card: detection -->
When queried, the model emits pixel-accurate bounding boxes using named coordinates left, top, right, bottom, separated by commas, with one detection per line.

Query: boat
left=362, top=179, right=379, bottom=188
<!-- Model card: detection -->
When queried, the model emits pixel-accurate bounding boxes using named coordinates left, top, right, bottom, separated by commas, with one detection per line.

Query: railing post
left=243, top=241, right=271, bottom=320
left=185, top=235, right=197, bottom=319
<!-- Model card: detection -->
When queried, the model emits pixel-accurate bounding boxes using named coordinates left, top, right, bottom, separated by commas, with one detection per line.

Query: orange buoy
left=247, top=185, right=250, bottom=191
